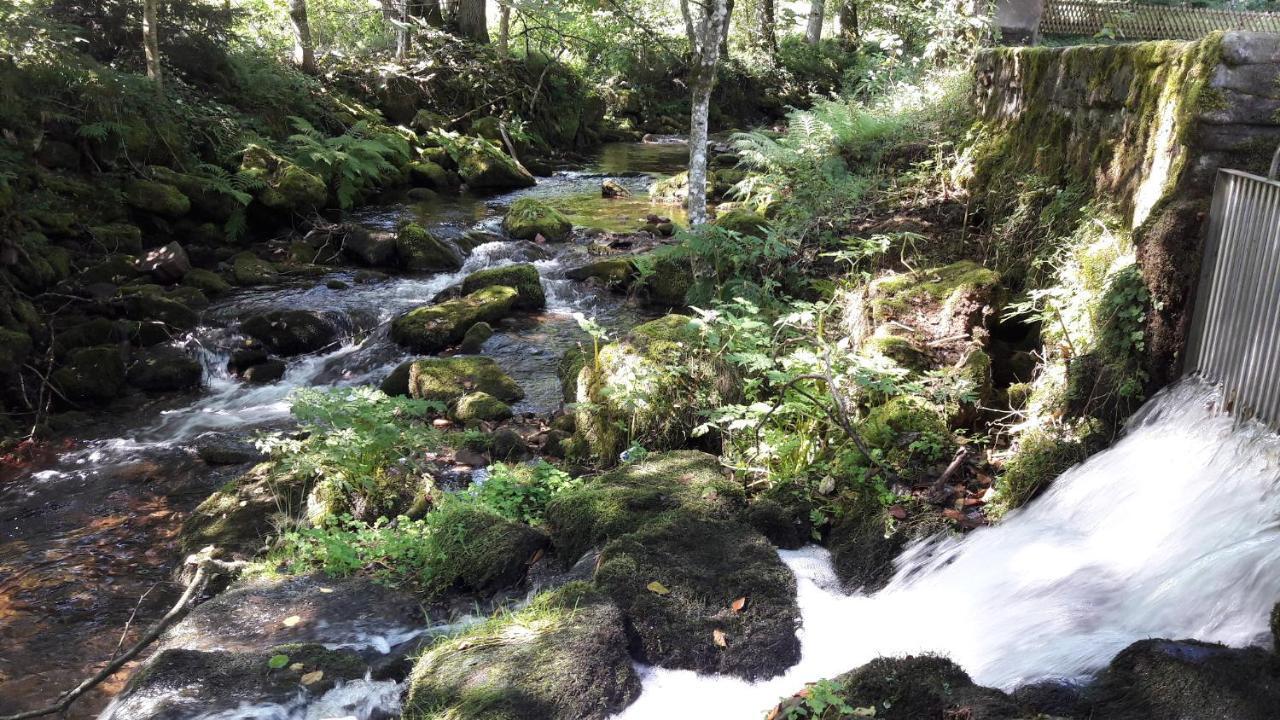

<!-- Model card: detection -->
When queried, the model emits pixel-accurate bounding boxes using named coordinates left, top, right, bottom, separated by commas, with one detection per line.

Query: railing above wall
left=1041, top=0, right=1280, bottom=40
left=1184, top=168, right=1280, bottom=428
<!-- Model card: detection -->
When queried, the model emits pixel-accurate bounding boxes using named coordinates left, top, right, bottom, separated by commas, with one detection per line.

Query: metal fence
left=1184, top=169, right=1280, bottom=427
left=1041, top=0, right=1280, bottom=39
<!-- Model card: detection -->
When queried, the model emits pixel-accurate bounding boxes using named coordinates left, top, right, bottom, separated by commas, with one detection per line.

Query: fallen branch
left=0, top=554, right=246, bottom=720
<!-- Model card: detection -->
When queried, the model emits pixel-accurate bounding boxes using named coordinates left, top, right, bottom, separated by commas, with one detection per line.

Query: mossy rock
left=126, top=346, right=202, bottom=392
left=51, top=345, right=127, bottom=404
left=180, top=463, right=307, bottom=557
left=771, top=655, right=1018, bottom=720
left=397, top=223, right=464, bottom=272
left=1087, top=639, right=1280, bottom=720
left=149, top=167, right=238, bottom=221
left=861, top=395, right=954, bottom=481
left=744, top=497, right=813, bottom=550
left=53, top=318, right=124, bottom=357
left=544, top=450, right=745, bottom=563
left=947, top=345, right=994, bottom=426
left=403, top=583, right=640, bottom=720
left=869, top=261, right=1003, bottom=339
left=862, top=329, right=932, bottom=373
left=386, top=356, right=524, bottom=404
left=90, top=223, right=143, bottom=254
left=991, top=426, right=1091, bottom=514
left=0, top=328, right=33, bottom=373
left=407, top=161, right=454, bottom=191
left=565, top=257, right=636, bottom=289
left=241, top=144, right=328, bottom=214
left=712, top=209, right=771, bottom=238
left=124, top=178, right=191, bottom=218
left=183, top=268, right=232, bottom=296
left=453, top=391, right=513, bottom=426
left=240, top=310, right=339, bottom=357
left=391, top=286, right=519, bottom=354
left=118, top=293, right=199, bottom=330
left=460, top=321, right=494, bottom=353
left=81, top=254, right=142, bottom=285
left=636, top=250, right=692, bottom=308
left=503, top=198, right=572, bottom=242
left=457, top=141, right=536, bottom=191
left=461, top=263, right=545, bottom=310
left=595, top=513, right=800, bottom=679
left=430, top=502, right=548, bottom=595
left=572, top=315, right=733, bottom=465
left=229, top=252, right=277, bottom=286
left=557, top=346, right=586, bottom=403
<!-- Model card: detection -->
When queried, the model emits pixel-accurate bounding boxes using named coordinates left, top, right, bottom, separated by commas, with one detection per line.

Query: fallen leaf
left=646, top=581, right=670, bottom=595
left=289, top=663, right=304, bottom=671
left=712, top=628, right=727, bottom=647
left=267, top=654, right=289, bottom=670
left=300, top=670, right=324, bottom=685
left=888, top=504, right=907, bottom=520
left=282, top=615, right=302, bottom=627
left=730, top=596, right=747, bottom=613
left=528, top=548, right=545, bottom=565
left=817, top=475, right=836, bottom=495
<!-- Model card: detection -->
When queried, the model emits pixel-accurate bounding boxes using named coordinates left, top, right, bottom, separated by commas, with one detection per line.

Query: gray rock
left=1223, top=31, right=1280, bottom=66
left=195, top=433, right=266, bottom=465
left=140, top=242, right=191, bottom=284
left=341, top=226, right=399, bottom=267
left=1198, top=88, right=1280, bottom=125
left=1210, top=63, right=1280, bottom=100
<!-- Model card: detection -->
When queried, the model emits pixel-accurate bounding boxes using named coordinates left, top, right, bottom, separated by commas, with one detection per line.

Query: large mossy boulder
left=51, top=345, right=127, bottom=404
left=461, top=263, right=545, bottom=310
left=117, top=290, right=200, bottom=330
left=391, top=286, right=518, bottom=354
left=229, top=252, right=277, bottom=286
left=397, top=223, right=464, bottom=272
left=452, top=391, right=513, bottom=425
left=637, top=250, right=693, bottom=307
left=126, top=346, right=203, bottom=392
left=544, top=450, right=745, bottom=563
left=868, top=261, right=1003, bottom=342
left=382, top=356, right=524, bottom=405
left=1086, top=639, right=1280, bottom=720
left=771, top=656, right=1018, bottom=720
left=502, top=198, right=572, bottom=242
left=183, top=268, right=232, bottom=296
left=240, top=310, right=339, bottom=356
left=457, top=141, right=536, bottom=191
left=241, top=143, right=328, bottom=214
left=594, top=514, right=800, bottom=679
left=428, top=502, right=549, bottom=595
left=403, top=583, right=640, bottom=720
left=180, top=463, right=308, bottom=557
left=124, top=178, right=191, bottom=218
left=572, top=315, right=733, bottom=464
left=407, top=160, right=454, bottom=191
left=712, top=208, right=771, bottom=238
left=566, top=257, right=636, bottom=290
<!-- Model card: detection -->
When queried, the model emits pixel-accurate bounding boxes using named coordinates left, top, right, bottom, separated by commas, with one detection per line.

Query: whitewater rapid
left=615, top=378, right=1280, bottom=718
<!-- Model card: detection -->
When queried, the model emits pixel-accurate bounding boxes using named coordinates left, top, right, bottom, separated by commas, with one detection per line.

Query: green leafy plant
left=464, top=460, right=580, bottom=525
left=288, top=117, right=410, bottom=208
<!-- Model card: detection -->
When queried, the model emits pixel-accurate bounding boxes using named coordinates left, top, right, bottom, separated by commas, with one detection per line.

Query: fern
left=287, top=118, right=408, bottom=209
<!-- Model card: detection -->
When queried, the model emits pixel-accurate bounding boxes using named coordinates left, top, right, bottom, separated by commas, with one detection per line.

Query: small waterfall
left=613, top=377, right=1280, bottom=718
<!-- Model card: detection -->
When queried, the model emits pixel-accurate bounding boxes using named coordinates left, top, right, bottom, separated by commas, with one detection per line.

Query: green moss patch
left=391, top=286, right=519, bottom=353
left=400, top=356, right=524, bottom=404
left=462, top=264, right=545, bottom=310
left=503, top=198, right=573, bottom=242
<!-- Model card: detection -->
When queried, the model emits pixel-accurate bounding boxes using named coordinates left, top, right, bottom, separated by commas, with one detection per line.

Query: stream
left=0, top=140, right=688, bottom=719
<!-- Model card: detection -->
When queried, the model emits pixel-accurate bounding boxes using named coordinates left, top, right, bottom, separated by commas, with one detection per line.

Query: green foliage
left=641, top=223, right=793, bottom=308
left=784, top=678, right=859, bottom=718
left=287, top=117, right=411, bottom=208
left=462, top=461, right=581, bottom=525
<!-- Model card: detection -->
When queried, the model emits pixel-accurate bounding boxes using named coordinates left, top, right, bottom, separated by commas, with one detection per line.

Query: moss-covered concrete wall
left=967, top=31, right=1280, bottom=386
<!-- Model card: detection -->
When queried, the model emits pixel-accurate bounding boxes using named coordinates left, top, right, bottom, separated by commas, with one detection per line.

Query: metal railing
left=1185, top=168, right=1280, bottom=427
left=1041, top=0, right=1280, bottom=39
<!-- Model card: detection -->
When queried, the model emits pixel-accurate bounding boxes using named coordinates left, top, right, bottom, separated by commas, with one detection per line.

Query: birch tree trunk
left=497, top=2, right=510, bottom=55
left=142, top=0, right=162, bottom=91
left=757, top=0, right=778, bottom=55
left=688, top=0, right=732, bottom=226
left=837, top=0, right=858, bottom=46
left=289, top=0, right=317, bottom=74
left=805, top=0, right=825, bottom=45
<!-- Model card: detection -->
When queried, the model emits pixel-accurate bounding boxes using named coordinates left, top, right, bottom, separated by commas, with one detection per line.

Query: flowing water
left=614, top=377, right=1280, bottom=718
left=0, top=142, right=688, bottom=719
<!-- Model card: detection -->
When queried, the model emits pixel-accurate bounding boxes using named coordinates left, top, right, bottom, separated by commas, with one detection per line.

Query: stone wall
left=965, top=32, right=1280, bottom=386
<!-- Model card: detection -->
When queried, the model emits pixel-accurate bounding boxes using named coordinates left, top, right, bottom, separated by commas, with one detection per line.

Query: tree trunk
left=142, top=0, right=162, bottom=91
left=289, top=0, right=316, bottom=74
left=718, top=0, right=735, bottom=61
left=757, top=0, right=778, bottom=54
left=394, top=0, right=409, bottom=60
left=688, top=0, right=732, bottom=226
left=805, top=0, right=825, bottom=45
left=453, top=0, right=489, bottom=43
left=680, top=0, right=699, bottom=54
left=837, top=0, right=858, bottom=46
left=411, top=0, right=445, bottom=27
left=497, top=2, right=510, bottom=55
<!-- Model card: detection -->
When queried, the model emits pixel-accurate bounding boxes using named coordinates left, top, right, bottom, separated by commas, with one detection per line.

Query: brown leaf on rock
left=730, top=596, right=747, bottom=613
left=888, top=504, right=908, bottom=520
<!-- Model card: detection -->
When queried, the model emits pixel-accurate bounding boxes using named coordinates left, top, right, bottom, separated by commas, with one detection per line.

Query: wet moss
left=556, top=346, right=585, bottom=404
left=403, top=356, right=524, bottom=404
left=124, top=178, right=191, bottom=218
left=503, top=198, right=572, bottom=242
left=459, top=321, right=493, bottom=353
left=230, top=252, right=277, bottom=286
left=50, top=345, right=127, bottom=404
left=461, top=264, right=545, bottom=310
left=991, top=425, right=1092, bottom=515
left=397, top=223, right=464, bottom=272
left=712, top=208, right=771, bottom=238
left=452, top=391, right=513, bottom=425
left=391, top=286, right=519, bottom=354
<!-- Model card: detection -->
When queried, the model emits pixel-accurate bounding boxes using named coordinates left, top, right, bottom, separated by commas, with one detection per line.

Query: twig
left=0, top=555, right=247, bottom=720
left=112, top=583, right=160, bottom=661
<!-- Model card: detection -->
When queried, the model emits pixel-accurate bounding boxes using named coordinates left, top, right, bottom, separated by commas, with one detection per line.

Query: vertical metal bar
left=1185, top=172, right=1232, bottom=373
left=1229, top=180, right=1277, bottom=420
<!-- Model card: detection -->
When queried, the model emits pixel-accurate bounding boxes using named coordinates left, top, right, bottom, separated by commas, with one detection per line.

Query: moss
left=180, top=463, right=308, bottom=557
left=402, top=356, right=524, bottom=404
left=403, top=583, right=639, bottom=720
left=391, top=286, right=519, bottom=354
left=183, top=268, right=232, bottom=296
left=453, top=391, right=513, bottom=425
left=397, top=223, right=464, bottom=272
left=124, top=178, right=191, bottom=218
left=408, top=160, right=453, bottom=191
left=572, top=315, right=733, bottom=464
left=861, top=396, right=954, bottom=481
left=461, top=264, right=545, bottom=310
left=637, top=250, right=692, bottom=307
left=503, top=198, right=573, bottom=242
left=89, top=223, right=143, bottom=254
left=51, top=345, right=127, bottom=404
left=118, top=292, right=199, bottom=330
left=126, top=346, right=202, bottom=392
left=544, top=450, right=744, bottom=563
left=594, top=513, right=800, bottom=679
left=242, top=144, right=328, bottom=213
left=557, top=346, right=586, bottom=403
left=861, top=330, right=932, bottom=372
left=712, top=208, right=771, bottom=238
left=81, top=254, right=142, bottom=285
left=991, top=425, right=1092, bottom=515
left=0, top=328, right=33, bottom=371
left=230, top=252, right=277, bottom=286
left=456, top=141, right=536, bottom=191
left=460, top=322, right=494, bottom=353
left=745, top=497, right=813, bottom=550
left=870, top=261, right=1002, bottom=328
left=564, top=258, right=636, bottom=289
left=431, top=502, right=548, bottom=594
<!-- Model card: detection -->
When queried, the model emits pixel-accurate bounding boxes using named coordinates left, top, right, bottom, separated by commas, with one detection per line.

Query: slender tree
left=142, top=0, right=162, bottom=91
left=756, top=0, right=778, bottom=55
left=680, top=0, right=699, bottom=53
left=719, top=0, right=735, bottom=60
left=805, top=0, right=825, bottom=45
left=687, top=0, right=732, bottom=226
left=289, top=0, right=317, bottom=73
left=837, top=0, right=858, bottom=46
left=497, top=1, right=511, bottom=55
